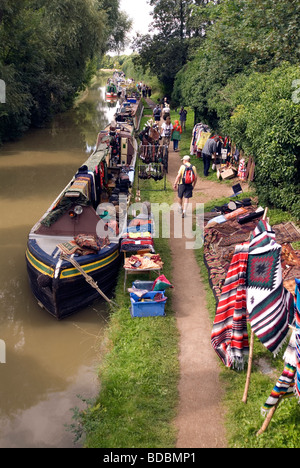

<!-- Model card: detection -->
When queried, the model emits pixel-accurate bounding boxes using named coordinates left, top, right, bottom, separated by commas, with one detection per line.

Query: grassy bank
left=74, top=112, right=180, bottom=448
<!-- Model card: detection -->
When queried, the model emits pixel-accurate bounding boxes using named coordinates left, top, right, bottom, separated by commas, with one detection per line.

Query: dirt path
left=167, top=146, right=232, bottom=448
left=144, top=99, right=231, bottom=447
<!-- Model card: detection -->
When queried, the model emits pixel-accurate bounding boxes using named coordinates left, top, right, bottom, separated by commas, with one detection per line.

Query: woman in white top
left=161, top=116, right=173, bottom=147
left=163, top=103, right=170, bottom=120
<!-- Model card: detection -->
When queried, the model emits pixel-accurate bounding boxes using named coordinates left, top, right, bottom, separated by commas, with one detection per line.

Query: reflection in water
left=0, top=76, right=119, bottom=448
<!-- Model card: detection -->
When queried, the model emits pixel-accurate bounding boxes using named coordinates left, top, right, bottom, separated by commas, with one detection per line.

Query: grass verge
left=71, top=112, right=180, bottom=448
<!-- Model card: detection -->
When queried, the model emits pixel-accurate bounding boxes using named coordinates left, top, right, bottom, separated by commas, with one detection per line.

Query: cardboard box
left=221, top=168, right=237, bottom=180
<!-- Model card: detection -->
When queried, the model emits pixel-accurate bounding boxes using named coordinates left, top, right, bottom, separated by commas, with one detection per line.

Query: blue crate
left=130, top=291, right=167, bottom=318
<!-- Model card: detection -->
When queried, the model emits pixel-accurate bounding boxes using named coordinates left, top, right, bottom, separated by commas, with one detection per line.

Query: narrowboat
left=26, top=119, right=140, bottom=320
left=105, top=81, right=118, bottom=101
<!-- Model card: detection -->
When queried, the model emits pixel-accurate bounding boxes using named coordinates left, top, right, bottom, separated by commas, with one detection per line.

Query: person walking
left=161, top=115, right=173, bottom=147
left=171, top=120, right=182, bottom=152
left=163, top=103, right=170, bottom=120
left=153, top=104, right=162, bottom=126
left=201, top=137, right=221, bottom=177
left=179, top=106, right=187, bottom=131
left=173, top=155, right=198, bottom=218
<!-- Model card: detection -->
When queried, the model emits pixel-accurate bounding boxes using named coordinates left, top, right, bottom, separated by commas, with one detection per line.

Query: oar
left=242, top=207, right=269, bottom=404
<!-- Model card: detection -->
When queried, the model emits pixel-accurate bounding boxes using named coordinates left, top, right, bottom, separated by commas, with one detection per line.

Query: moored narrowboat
left=105, top=82, right=118, bottom=101
left=26, top=120, right=139, bottom=319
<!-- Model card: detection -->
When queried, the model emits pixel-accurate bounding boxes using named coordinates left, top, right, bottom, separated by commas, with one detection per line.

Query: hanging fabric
left=211, top=242, right=250, bottom=370
left=246, top=220, right=295, bottom=356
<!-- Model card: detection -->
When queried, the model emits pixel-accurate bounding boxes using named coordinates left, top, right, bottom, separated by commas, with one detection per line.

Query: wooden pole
left=257, top=400, right=280, bottom=436
left=242, top=207, right=269, bottom=404
left=242, top=329, right=254, bottom=404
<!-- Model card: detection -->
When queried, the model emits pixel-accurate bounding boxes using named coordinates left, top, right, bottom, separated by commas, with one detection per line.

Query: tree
left=98, top=0, right=132, bottom=53
left=0, top=0, right=128, bottom=142
left=174, top=0, right=300, bottom=123
left=133, top=0, right=204, bottom=97
left=219, top=65, right=300, bottom=218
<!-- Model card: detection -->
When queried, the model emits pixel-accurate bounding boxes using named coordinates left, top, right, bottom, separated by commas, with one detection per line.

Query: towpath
left=167, top=145, right=230, bottom=448
left=144, top=98, right=232, bottom=447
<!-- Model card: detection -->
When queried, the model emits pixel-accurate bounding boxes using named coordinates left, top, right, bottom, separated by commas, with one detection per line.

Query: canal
left=0, top=75, right=119, bottom=448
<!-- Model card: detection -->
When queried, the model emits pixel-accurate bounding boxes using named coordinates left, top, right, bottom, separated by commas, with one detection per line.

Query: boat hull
left=25, top=94, right=140, bottom=319
left=26, top=243, right=121, bottom=320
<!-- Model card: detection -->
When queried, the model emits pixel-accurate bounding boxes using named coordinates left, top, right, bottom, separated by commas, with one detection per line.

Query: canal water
left=0, top=76, right=119, bottom=448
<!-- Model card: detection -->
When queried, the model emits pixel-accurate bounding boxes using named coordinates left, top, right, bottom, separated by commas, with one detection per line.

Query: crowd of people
left=136, top=82, right=152, bottom=98
left=150, top=98, right=188, bottom=153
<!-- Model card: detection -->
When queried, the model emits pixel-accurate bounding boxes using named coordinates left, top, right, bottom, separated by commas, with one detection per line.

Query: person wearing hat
left=173, top=155, right=198, bottom=218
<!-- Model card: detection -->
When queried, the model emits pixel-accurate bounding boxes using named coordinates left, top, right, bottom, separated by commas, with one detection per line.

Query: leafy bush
left=215, top=65, right=300, bottom=218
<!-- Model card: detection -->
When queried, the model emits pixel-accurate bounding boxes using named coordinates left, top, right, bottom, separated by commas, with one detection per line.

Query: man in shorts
left=173, top=155, right=198, bottom=218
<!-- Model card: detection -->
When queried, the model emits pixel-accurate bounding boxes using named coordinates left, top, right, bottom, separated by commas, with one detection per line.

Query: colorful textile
left=262, top=363, right=296, bottom=416
left=74, top=234, right=103, bottom=252
left=124, top=253, right=163, bottom=270
left=246, top=220, right=295, bottom=356
left=211, top=243, right=250, bottom=370
left=120, top=238, right=154, bottom=253
left=295, top=279, right=300, bottom=401
left=66, top=176, right=91, bottom=200
left=196, top=131, right=211, bottom=151
left=152, top=275, right=173, bottom=291
left=262, top=280, right=299, bottom=415
left=238, top=158, right=247, bottom=181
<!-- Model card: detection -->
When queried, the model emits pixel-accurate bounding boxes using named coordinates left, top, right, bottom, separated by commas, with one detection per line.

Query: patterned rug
left=295, top=279, right=300, bottom=402
left=262, top=279, right=300, bottom=416
left=211, top=242, right=250, bottom=370
left=246, top=220, right=295, bottom=356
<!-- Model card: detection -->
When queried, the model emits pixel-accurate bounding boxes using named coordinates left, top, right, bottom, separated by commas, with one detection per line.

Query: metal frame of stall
left=137, top=144, right=169, bottom=192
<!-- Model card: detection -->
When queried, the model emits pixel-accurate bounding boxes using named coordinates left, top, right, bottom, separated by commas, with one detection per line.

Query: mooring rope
left=60, top=254, right=119, bottom=308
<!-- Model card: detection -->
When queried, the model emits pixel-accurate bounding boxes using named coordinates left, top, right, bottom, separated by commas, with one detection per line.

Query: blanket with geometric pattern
left=246, top=220, right=295, bottom=356
left=295, top=279, right=300, bottom=402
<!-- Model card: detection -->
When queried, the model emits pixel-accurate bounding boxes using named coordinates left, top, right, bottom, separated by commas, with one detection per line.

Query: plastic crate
left=130, top=291, right=167, bottom=318
left=132, top=280, right=154, bottom=291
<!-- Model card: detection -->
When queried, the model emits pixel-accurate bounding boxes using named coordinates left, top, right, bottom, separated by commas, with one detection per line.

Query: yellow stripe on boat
left=26, top=249, right=55, bottom=278
left=59, top=250, right=119, bottom=279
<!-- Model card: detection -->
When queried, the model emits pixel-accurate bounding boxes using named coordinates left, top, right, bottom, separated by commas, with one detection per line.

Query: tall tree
left=133, top=0, right=201, bottom=96
left=98, top=0, right=132, bottom=53
left=174, top=0, right=300, bottom=122
left=0, top=0, right=129, bottom=142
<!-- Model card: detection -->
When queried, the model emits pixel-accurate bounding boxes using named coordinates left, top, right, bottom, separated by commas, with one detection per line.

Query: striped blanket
left=262, top=279, right=299, bottom=415
left=246, top=221, right=295, bottom=356
left=295, top=279, right=300, bottom=401
left=261, top=363, right=296, bottom=416
left=211, top=243, right=250, bottom=370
